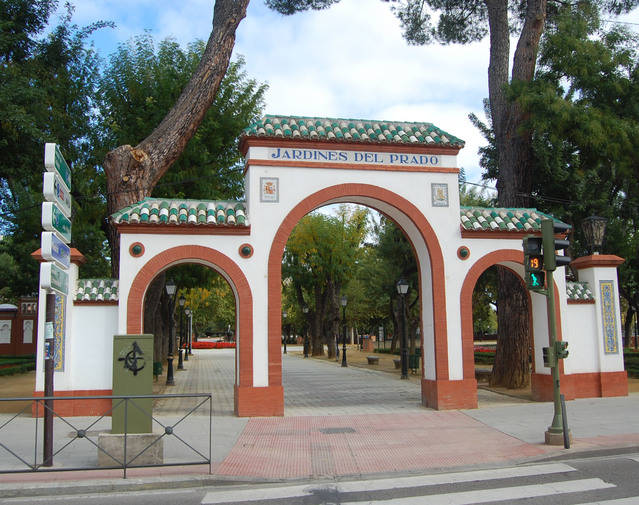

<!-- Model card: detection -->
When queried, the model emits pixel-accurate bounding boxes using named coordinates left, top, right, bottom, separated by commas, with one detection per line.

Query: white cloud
left=68, top=0, right=503, bottom=182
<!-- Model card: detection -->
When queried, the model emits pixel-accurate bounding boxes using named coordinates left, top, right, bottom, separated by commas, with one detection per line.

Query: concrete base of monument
left=545, top=429, right=572, bottom=446
left=97, top=432, right=164, bottom=467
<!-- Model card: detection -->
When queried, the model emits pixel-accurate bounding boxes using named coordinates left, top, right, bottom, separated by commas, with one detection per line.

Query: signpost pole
left=43, top=292, right=55, bottom=467
left=40, top=143, right=72, bottom=467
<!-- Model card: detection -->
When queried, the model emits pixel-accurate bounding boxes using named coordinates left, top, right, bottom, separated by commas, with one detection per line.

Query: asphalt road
left=3, top=450, right=639, bottom=505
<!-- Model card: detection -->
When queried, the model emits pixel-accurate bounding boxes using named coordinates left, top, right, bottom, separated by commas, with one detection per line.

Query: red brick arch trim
left=460, top=249, right=563, bottom=383
left=267, top=183, right=448, bottom=388
left=126, top=245, right=253, bottom=388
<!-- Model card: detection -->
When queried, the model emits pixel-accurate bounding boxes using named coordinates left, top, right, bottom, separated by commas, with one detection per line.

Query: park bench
left=366, top=356, right=380, bottom=365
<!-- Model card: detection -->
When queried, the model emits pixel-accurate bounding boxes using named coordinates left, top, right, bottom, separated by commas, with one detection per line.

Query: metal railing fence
left=0, top=393, right=212, bottom=479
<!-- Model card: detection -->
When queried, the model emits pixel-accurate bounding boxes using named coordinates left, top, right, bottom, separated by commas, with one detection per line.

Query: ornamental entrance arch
left=105, top=115, right=627, bottom=418
left=266, top=183, right=454, bottom=412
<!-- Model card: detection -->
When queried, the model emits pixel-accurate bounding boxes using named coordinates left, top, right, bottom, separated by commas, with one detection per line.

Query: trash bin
left=409, top=347, right=422, bottom=374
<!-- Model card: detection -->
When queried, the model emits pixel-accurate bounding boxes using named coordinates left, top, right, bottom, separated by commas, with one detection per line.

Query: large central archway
left=266, top=183, right=463, bottom=413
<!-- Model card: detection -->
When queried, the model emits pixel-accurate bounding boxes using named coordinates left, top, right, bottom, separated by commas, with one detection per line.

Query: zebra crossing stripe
left=574, top=498, right=639, bottom=505
left=339, top=478, right=614, bottom=505
left=201, top=463, right=576, bottom=504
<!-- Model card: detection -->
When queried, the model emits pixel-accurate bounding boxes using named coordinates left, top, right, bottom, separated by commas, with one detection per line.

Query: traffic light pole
left=544, top=266, right=565, bottom=443
left=541, top=219, right=570, bottom=445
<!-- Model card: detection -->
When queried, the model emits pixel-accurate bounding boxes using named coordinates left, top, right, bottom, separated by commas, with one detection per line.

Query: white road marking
left=201, top=462, right=576, bottom=503
left=340, top=478, right=614, bottom=505
left=574, top=498, right=639, bottom=505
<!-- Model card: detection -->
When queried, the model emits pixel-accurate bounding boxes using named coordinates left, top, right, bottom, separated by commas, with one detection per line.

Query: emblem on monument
left=118, top=341, right=146, bottom=376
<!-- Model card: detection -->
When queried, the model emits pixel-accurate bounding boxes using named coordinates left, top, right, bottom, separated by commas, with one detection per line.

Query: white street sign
left=44, top=143, right=71, bottom=191
left=43, top=171, right=72, bottom=218
left=41, top=231, right=70, bottom=269
left=40, top=262, right=69, bottom=296
left=42, top=202, right=72, bottom=243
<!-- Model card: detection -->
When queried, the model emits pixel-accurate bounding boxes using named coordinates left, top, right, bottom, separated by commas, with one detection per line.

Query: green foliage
left=265, top=0, right=339, bottom=15
left=97, top=35, right=267, bottom=201
left=623, top=349, right=639, bottom=377
left=0, top=1, right=110, bottom=300
left=282, top=206, right=369, bottom=347
left=0, top=355, right=36, bottom=375
left=474, top=350, right=495, bottom=365
left=508, top=4, right=639, bottom=313
left=0, top=3, right=266, bottom=302
left=176, top=267, right=236, bottom=338
left=472, top=267, right=498, bottom=336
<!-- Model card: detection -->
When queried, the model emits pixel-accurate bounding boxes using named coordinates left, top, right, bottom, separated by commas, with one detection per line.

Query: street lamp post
left=303, top=306, right=309, bottom=358
left=177, top=294, right=186, bottom=370
left=184, top=307, right=191, bottom=361
left=187, top=308, right=193, bottom=355
left=282, top=310, right=287, bottom=354
left=341, top=295, right=348, bottom=367
left=165, top=279, right=177, bottom=385
left=396, top=278, right=409, bottom=380
left=581, top=216, right=607, bottom=255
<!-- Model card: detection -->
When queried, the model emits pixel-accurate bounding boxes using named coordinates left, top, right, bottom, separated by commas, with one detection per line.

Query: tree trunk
left=485, top=0, right=546, bottom=387
left=624, top=306, right=635, bottom=349
left=144, top=272, right=167, bottom=364
left=490, top=267, right=531, bottom=388
left=104, top=0, right=250, bottom=276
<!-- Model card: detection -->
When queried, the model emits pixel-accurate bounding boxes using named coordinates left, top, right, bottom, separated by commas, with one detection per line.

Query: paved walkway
left=1, top=347, right=638, bottom=495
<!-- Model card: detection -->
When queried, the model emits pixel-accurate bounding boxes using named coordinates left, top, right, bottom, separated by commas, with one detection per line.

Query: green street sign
left=44, top=143, right=71, bottom=191
left=40, top=261, right=69, bottom=295
left=42, top=202, right=71, bottom=243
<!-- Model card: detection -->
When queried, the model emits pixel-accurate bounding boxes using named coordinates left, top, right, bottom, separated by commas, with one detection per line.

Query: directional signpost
left=43, top=172, right=72, bottom=218
left=44, top=143, right=71, bottom=191
left=40, top=143, right=72, bottom=467
left=41, top=202, right=72, bottom=243
left=41, top=232, right=71, bottom=269
left=40, top=262, right=69, bottom=295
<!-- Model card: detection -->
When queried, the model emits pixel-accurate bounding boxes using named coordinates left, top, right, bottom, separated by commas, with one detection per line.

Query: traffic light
left=523, top=235, right=546, bottom=291
left=541, top=220, right=571, bottom=271
left=542, top=346, right=556, bottom=368
left=555, top=340, right=569, bottom=359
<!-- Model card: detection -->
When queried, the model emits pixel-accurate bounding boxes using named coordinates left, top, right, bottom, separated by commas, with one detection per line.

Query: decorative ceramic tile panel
left=459, top=207, right=566, bottom=233
left=600, top=280, right=619, bottom=354
left=111, top=198, right=248, bottom=227
left=243, top=115, right=465, bottom=148
left=566, top=282, right=594, bottom=301
left=54, top=294, right=66, bottom=371
left=75, top=279, right=119, bottom=302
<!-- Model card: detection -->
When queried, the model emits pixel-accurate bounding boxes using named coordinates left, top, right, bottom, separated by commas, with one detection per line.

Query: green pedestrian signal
left=528, top=271, right=546, bottom=289
left=523, top=236, right=546, bottom=292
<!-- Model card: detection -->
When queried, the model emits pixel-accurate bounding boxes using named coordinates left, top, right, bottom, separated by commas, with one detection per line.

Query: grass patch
left=624, top=349, right=639, bottom=378
left=0, top=356, right=36, bottom=376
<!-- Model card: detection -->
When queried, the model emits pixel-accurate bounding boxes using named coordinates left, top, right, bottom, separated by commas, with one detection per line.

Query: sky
left=64, top=0, right=639, bottom=186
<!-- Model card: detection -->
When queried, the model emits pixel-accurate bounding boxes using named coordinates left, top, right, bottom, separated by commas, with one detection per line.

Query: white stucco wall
left=36, top=261, right=117, bottom=393
left=576, top=265, right=625, bottom=373
left=564, top=303, right=599, bottom=373
left=111, top=142, right=623, bottom=393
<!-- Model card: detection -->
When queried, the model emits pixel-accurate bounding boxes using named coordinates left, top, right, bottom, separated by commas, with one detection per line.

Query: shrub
left=191, top=341, right=236, bottom=349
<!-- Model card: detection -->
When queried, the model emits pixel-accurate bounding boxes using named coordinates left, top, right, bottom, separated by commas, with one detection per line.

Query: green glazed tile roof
left=566, top=281, right=594, bottom=301
left=111, top=198, right=248, bottom=227
left=75, top=279, right=119, bottom=302
left=242, top=115, right=465, bottom=148
left=460, top=207, right=568, bottom=232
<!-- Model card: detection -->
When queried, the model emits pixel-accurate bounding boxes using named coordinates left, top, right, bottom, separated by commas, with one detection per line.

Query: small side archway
left=126, top=245, right=254, bottom=409
left=460, top=248, right=565, bottom=401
